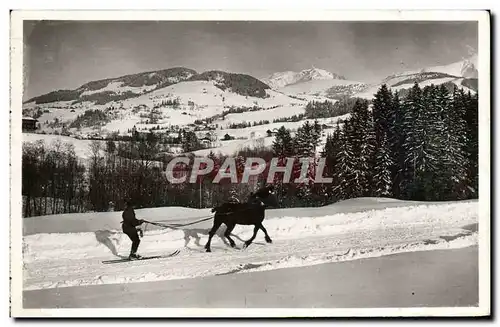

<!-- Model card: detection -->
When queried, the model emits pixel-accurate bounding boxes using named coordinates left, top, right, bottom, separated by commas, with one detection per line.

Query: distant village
left=21, top=114, right=287, bottom=156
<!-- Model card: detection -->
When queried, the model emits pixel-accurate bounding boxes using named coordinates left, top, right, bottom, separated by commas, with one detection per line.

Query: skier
left=121, top=200, right=145, bottom=260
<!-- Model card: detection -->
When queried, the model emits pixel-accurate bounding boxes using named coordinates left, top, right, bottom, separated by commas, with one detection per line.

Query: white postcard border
left=9, top=9, right=491, bottom=318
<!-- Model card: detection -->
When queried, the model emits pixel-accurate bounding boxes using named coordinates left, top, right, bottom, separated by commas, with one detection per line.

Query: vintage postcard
left=10, top=10, right=490, bottom=318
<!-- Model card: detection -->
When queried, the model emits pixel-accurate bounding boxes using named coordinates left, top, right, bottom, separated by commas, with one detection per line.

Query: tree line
left=320, top=82, right=478, bottom=201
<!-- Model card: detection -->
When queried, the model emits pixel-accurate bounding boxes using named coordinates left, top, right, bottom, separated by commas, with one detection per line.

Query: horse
left=204, top=185, right=279, bottom=252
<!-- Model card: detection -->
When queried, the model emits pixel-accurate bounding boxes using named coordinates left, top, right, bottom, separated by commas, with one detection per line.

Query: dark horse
left=204, top=185, right=279, bottom=252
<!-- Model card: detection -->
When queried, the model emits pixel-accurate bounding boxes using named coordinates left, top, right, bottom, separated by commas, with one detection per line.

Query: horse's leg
left=219, top=227, right=230, bottom=246
left=259, top=223, right=273, bottom=243
left=183, top=231, right=190, bottom=247
left=194, top=231, right=201, bottom=247
left=224, top=223, right=236, bottom=248
left=244, top=225, right=260, bottom=249
left=204, top=219, right=222, bottom=253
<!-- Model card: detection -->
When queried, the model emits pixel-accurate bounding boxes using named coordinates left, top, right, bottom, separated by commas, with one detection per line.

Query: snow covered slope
left=22, top=133, right=107, bottom=160
left=262, top=68, right=368, bottom=100
left=280, top=79, right=367, bottom=98
left=263, top=68, right=347, bottom=89
left=391, top=54, right=478, bottom=80
left=23, top=198, right=478, bottom=291
left=355, top=54, right=479, bottom=100
left=24, top=67, right=198, bottom=106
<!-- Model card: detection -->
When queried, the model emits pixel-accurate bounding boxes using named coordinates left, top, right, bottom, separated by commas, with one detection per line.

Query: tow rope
left=143, top=215, right=213, bottom=229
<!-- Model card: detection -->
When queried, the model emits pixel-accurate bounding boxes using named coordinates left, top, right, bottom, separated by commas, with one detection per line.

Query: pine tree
left=372, top=136, right=393, bottom=197
left=182, top=131, right=201, bottom=153
left=270, top=126, right=295, bottom=205
left=321, top=123, right=342, bottom=200
left=284, top=121, right=315, bottom=204
left=401, top=82, right=424, bottom=198
left=235, top=155, right=246, bottom=184
left=417, top=85, right=446, bottom=199
left=362, top=109, right=376, bottom=196
left=388, top=91, right=405, bottom=197
left=434, top=85, right=466, bottom=199
left=312, top=120, right=323, bottom=154
left=465, top=91, right=479, bottom=197
left=348, top=99, right=374, bottom=196
left=294, top=121, right=315, bottom=157
left=372, top=84, right=393, bottom=148
left=372, top=84, right=396, bottom=196
left=294, top=157, right=314, bottom=206
left=449, top=87, right=477, bottom=198
left=335, top=120, right=357, bottom=199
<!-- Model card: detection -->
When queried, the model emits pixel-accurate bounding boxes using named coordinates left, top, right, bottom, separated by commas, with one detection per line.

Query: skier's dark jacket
left=122, top=207, right=142, bottom=228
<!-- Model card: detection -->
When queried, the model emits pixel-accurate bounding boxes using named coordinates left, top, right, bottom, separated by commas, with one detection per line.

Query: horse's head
left=249, top=185, right=278, bottom=208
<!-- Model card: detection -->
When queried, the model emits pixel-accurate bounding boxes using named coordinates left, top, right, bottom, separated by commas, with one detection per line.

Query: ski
left=102, top=249, right=181, bottom=264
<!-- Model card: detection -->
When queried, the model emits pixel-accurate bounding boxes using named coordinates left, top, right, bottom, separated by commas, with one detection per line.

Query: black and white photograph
left=9, top=10, right=490, bottom=317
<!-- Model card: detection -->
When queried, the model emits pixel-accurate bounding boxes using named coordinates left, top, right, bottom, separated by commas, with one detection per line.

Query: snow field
left=80, top=81, right=157, bottom=97
left=279, top=79, right=364, bottom=96
left=221, top=105, right=306, bottom=126
left=22, top=133, right=107, bottom=160
left=23, top=200, right=478, bottom=291
left=125, top=81, right=305, bottom=110
left=23, top=206, right=213, bottom=235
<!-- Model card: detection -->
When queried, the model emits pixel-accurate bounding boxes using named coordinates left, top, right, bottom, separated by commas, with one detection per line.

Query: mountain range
left=25, top=68, right=271, bottom=106
left=22, top=54, right=479, bottom=158
left=25, top=54, right=478, bottom=107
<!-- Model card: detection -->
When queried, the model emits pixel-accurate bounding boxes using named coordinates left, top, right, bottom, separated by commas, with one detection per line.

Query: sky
left=23, top=20, right=477, bottom=100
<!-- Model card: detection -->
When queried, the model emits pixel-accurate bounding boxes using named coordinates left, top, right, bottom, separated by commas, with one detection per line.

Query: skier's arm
left=131, top=211, right=144, bottom=226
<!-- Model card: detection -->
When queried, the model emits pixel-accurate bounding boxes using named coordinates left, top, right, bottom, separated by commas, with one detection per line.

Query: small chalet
left=199, top=131, right=220, bottom=148
left=204, top=132, right=218, bottom=142
left=266, top=129, right=278, bottom=137
left=200, top=137, right=212, bottom=147
left=22, top=117, right=38, bottom=132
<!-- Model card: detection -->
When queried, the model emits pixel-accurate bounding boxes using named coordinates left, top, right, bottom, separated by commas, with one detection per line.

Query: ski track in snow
left=23, top=200, right=478, bottom=291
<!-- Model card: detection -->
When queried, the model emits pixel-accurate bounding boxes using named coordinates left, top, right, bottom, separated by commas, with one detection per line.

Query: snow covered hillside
left=262, top=67, right=368, bottom=99
left=355, top=54, right=479, bottom=100
left=24, top=67, right=198, bottom=106
left=390, top=54, right=478, bottom=80
left=279, top=79, right=367, bottom=99
left=23, top=198, right=478, bottom=291
left=23, top=75, right=307, bottom=141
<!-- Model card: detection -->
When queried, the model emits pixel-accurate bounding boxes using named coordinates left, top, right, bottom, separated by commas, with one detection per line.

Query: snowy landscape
left=23, top=197, right=478, bottom=307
